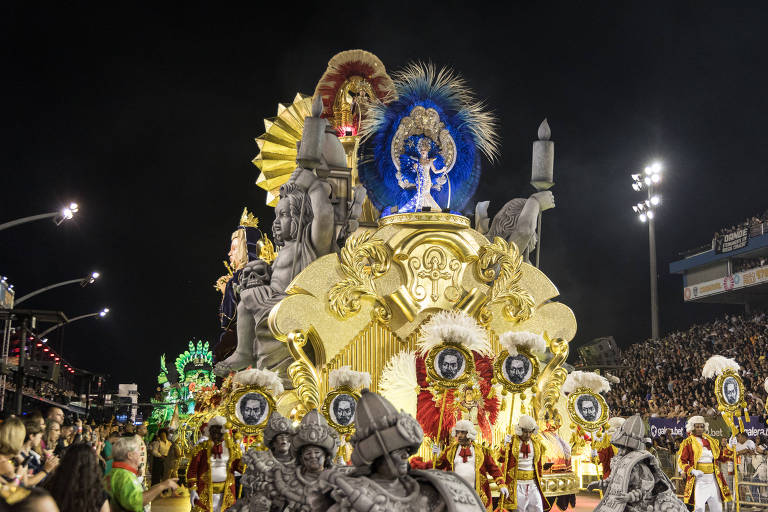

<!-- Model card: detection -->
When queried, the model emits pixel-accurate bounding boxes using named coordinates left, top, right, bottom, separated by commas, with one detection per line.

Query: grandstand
left=670, top=213, right=768, bottom=309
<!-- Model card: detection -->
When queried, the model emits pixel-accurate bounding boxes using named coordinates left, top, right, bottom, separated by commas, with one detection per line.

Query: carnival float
left=164, top=49, right=620, bottom=510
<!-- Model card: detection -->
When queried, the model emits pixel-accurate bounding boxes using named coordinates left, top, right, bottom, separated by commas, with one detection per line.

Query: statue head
left=229, top=229, right=248, bottom=270
left=417, top=137, right=432, bottom=157
left=292, top=410, right=337, bottom=472
left=263, top=411, right=295, bottom=460
left=612, top=414, right=646, bottom=451
left=273, top=183, right=314, bottom=247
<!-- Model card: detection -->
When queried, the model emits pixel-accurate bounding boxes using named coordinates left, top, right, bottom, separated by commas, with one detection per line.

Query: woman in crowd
left=41, top=420, right=60, bottom=456
left=18, top=418, right=58, bottom=486
left=44, top=444, right=109, bottom=512
left=148, top=428, right=171, bottom=485
left=0, top=417, right=26, bottom=488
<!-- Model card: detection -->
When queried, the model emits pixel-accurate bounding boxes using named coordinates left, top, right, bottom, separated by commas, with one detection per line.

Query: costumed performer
left=434, top=419, right=509, bottom=510
left=677, top=415, right=732, bottom=512
left=592, top=417, right=625, bottom=479
left=186, top=416, right=243, bottom=512
left=503, top=414, right=551, bottom=512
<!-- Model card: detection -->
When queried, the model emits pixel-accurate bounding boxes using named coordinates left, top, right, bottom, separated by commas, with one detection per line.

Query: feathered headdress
left=233, top=368, right=284, bottom=397
left=561, top=371, right=610, bottom=396
left=605, top=373, right=621, bottom=384
left=378, top=351, right=418, bottom=418
left=702, top=355, right=741, bottom=379
left=498, top=331, right=547, bottom=357
left=358, top=62, right=499, bottom=213
left=329, top=366, right=371, bottom=390
left=417, top=310, right=491, bottom=356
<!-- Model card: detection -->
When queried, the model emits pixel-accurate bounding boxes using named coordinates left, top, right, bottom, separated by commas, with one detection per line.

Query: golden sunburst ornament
left=253, top=93, right=313, bottom=206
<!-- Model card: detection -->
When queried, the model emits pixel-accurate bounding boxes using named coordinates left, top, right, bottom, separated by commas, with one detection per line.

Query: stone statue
left=475, top=191, right=555, bottom=261
left=229, top=411, right=296, bottom=512
left=587, top=415, right=687, bottom=512
left=310, top=389, right=486, bottom=512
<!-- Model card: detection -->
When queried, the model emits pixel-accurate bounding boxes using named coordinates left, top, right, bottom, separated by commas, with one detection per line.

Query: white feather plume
left=606, top=373, right=621, bottom=384
left=702, top=355, right=741, bottom=379
left=417, top=310, right=490, bottom=356
left=378, top=351, right=418, bottom=418
left=764, top=377, right=768, bottom=394
left=233, top=368, right=284, bottom=397
left=498, top=331, right=547, bottom=356
left=329, top=366, right=371, bottom=390
left=561, top=371, right=610, bottom=395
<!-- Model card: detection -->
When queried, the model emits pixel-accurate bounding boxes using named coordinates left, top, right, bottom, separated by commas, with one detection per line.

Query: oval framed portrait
left=321, top=387, right=360, bottom=434
left=226, top=386, right=276, bottom=434
left=714, top=370, right=745, bottom=413
left=425, top=344, right=475, bottom=388
left=567, top=387, right=609, bottom=431
left=493, top=348, right=539, bottom=393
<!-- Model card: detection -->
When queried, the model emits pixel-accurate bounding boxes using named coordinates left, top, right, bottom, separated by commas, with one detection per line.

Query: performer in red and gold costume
left=677, top=415, right=732, bottom=512
left=186, top=416, right=244, bottom=512
left=502, top=415, right=551, bottom=512
left=591, top=416, right=625, bottom=479
left=435, top=419, right=509, bottom=510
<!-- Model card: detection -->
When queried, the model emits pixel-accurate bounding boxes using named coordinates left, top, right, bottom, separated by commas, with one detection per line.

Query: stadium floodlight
left=644, top=177, right=652, bottom=185
left=651, top=195, right=661, bottom=206
left=651, top=173, right=661, bottom=183
left=647, top=210, right=655, bottom=219
left=639, top=213, right=647, bottom=222
left=632, top=205, right=639, bottom=213
left=650, top=162, right=662, bottom=173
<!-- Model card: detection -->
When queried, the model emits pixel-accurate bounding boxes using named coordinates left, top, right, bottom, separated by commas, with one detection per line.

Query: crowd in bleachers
left=713, top=210, right=768, bottom=242
left=605, top=312, right=768, bottom=419
left=733, top=256, right=768, bottom=273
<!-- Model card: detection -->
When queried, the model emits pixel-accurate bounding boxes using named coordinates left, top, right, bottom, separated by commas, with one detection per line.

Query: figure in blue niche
left=397, top=136, right=450, bottom=212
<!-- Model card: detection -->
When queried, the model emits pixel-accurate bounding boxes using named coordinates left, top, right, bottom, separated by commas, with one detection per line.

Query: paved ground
left=571, top=494, right=601, bottom=511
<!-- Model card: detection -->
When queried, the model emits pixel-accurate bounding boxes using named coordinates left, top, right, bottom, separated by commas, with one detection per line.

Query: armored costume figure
left=588, top=415, right=686, bottom=512
left=187, top=416, right=244, bottom=512
left=228, top=411, right=296, bottom=512
left=502, top=415, right=550, bottom=512
left=676, top=415, right=732, bottom=512
left=434, top=419, right=509, bottom=511
left=312, top=390, right=486, bottom=512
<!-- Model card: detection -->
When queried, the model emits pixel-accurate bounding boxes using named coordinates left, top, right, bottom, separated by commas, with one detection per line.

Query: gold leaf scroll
left=285, top=331, right=321, bottom=415
left=328, top=232, right=391, bottom=321
left=535, top=334, right=569, bottom=421
left=476, top=237, right=535, bottom=324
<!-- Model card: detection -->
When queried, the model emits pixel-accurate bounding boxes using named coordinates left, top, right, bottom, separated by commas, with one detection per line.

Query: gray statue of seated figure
left=310, top=390, right=486, bottom=512
left=475, top=191, right=554, bottom=261
left=587, top=415, right=687, bottom=512
left=215, top=168, right=334, bottom=379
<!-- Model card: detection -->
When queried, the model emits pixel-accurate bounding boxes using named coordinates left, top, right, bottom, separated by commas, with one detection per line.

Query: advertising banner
left=715, top=227, right=750, bottom=253
left=647, top=416, right=768, bottom=439
left=684, top=264, right=768, bottom=301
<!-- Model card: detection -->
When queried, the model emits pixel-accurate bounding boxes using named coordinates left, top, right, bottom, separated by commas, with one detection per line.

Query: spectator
left=19, top=417, right=58, bottom=486
left=42, top=420, right=61, bottom=456
left=8, top=487, right=59, bottom=512
left=0, top=417, right=26, bottom=487
left=44, top=444, right=109, bottom=512
left=45, top=408, right=64, bottom=427
left=148, top=428, right=171, bottom=485
left=106, top=436, right=178, bottom=512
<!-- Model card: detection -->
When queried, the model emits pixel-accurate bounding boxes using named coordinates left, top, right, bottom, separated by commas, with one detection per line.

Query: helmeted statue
left=587, top=415, right=686, bottom=512
left=227, top=411, right=296, bottom=512
left=475, top=191, right=555, bottom=262
left=310, top=389, right=486, bottom=512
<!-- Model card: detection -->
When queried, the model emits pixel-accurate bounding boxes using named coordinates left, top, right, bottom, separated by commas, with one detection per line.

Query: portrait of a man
left=436, top=348, right=465, bottom=380
left=331, top=394, right=356, bottom=426
left=238, top=392, right=268, bottom=426
left=723, top=377, right=739, bottom=405
left=503, top=354, right=532, bottom=385
left=576, top=394, right=600, bottom=422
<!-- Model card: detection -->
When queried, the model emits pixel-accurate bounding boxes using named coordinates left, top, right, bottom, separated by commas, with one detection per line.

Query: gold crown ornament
left=239, top=207, right=260, bottom=228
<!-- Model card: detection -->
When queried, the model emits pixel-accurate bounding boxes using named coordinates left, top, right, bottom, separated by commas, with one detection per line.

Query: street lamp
left=630, top=162, right=663, bottom=340
left=0, top=203, right=79, bottom=232
left=37, top=308, right=110, bottom=339
left=13, top=272, right=101, bottom=306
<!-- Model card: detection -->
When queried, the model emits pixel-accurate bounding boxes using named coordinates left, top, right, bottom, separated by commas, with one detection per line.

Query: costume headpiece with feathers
left=561, top=371, right=610, bottom=396
left=233, top=368, right=284, bottom=397
left=358, top=62, right=499, bottom=213
left=702, top=355, right=741, bottom=379
left=416, top=310, right=491, bottom=356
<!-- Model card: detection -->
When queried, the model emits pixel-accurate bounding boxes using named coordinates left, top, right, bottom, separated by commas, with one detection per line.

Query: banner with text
left=715, top=227, right=750, bottom=254
left=647, top=416, right=768, bottom=439
left=684, top=265, right=768, bottom=301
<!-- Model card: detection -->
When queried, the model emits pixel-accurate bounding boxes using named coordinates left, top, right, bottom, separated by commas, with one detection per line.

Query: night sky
left=2, top=3, right=766, bottom=400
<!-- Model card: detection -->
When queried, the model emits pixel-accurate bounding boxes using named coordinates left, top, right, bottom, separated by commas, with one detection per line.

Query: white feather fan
left=378, top=351, right=418, bottom=418
left=329, top=366, right=371, bottom=390
left=498, top=331, right=547, bottom=357
left=417, top=310, right=490, bottom=356
left=605, top=373, right=621, bottom=384
left=561, top=370, right=610, bottom=395
left=702, top=355, right=741, bottom=379
left=233, top=368, right=284, bottom=397
left=764, top=377, right=768, bottom=394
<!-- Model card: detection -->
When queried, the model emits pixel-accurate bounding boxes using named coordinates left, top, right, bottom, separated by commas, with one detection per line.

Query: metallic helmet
left=611, top=414, right=646, bottom=451
left=292, top=409, right=338, bottom=459
left=350, top=389, right=424, bottom=467
left=263, top=411, right=295, bottom=449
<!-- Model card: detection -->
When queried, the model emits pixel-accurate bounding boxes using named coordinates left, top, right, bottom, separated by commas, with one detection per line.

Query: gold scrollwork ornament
left=566, top=387, right=609, bottom=432
left=225, top=385, right=277, bottom=436
left=476, top=237, right=535, bottom=325
left=493, top=347, right=540, bottom=394
left=425, top=343, right=476, bottom=390
left=714, top=369, right=746, bottom=415
left=320, top=386, right=361, bottom=435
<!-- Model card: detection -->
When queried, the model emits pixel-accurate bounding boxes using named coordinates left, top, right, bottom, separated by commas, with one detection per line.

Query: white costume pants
left=516, top=480, right=543, bottom=512
left=211, top=492, right=223, bottom=512
left=694, top=474, right=722, bottom=512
